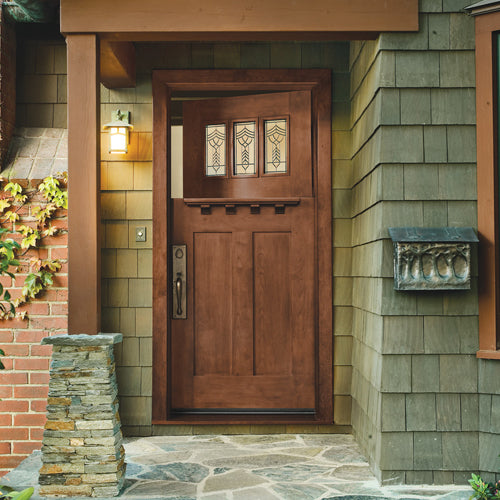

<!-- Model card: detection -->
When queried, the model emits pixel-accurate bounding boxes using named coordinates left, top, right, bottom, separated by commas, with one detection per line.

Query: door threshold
left=153, top=414, right=331, bottom=425
left=172, top=408, right=316, bottom=416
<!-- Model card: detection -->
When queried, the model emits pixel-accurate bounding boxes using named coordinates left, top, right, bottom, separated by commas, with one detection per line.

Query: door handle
left=175, top=275, right=183, bottom=316
left=172, top=244, right=187, bottom=319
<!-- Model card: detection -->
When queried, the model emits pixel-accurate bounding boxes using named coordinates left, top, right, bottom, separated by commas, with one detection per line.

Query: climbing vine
left=0, top=174, right=67, bottom=320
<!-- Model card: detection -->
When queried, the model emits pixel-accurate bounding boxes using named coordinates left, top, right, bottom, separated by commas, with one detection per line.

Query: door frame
left=152, top=69, right=333, bottom=424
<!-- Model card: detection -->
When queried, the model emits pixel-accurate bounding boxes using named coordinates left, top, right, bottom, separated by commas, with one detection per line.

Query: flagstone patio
left=2, top=434, right=471, bottom=499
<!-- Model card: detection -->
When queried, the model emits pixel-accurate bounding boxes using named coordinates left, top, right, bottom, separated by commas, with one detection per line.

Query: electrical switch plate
left=135, top=226, right=146, bottom=242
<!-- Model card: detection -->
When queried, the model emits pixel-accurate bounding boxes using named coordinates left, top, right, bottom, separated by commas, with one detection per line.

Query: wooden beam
left=67, top=34, right=101, bottom=334
left=100, top=40, right=136, bottom=89
left=61, top=0, right=418, bottom=35
left=475, top=12, right=500, bottom=353
left=99, top=31, right=379, bottom=42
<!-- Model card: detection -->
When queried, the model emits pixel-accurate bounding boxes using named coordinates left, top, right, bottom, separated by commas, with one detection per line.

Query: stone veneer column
left=38, top=334, right=125, bottom=497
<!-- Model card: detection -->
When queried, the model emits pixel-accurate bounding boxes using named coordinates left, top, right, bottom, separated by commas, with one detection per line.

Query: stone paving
left=2, top=434, right=471, bottom=499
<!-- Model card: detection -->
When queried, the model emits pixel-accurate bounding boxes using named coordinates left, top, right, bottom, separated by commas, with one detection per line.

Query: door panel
left=254, top=232, right=291, bottom=376
left=193, top=232, right=232, bottom=376
left=171, top=91, right=317, bottom=414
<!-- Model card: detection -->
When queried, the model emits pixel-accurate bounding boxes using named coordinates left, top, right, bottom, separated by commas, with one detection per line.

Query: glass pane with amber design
left=264, top=119, right=287, bottom=173
left=205, top=124, right=226, bottom=176
left=234, top=121, right=256, bottom=175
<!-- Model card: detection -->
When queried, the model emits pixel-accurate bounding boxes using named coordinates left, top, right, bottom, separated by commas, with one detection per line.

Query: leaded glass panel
left=234, top=121, right=256, bottom=175
left=205, top=124, right=226, bottom=176
left=264, top=119, right=287, bottom=173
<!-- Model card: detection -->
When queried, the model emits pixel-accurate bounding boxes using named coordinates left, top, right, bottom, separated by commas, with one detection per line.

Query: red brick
left=58, top=262, right=69, bottom=274
left=0, top=331, right=13, bottom=342
left=0, top=442, right=10, bottom=454
left=14, top=386, right=48, bottom=399
left=0, top=400, right=29, bottom=412
left=0, top=415, right=11, bottom=426
left=56, top=289, right=68, bottom=301
left=0, top=372, right=27, bottom=384
left=0, top=344, right=29, bottom=356
left=50, top=220, right=68, bottom=231
left=29, top=317, right=66, bottom=330
left=0, top=455, right=25, bottom=468
left=0, top=358, right=12, bottom=369
left=0, top=427, right=28, bottom=440
left=51, top=275, right=68, bottom=288
left=0, top=386, right=12, bottom=398
left=30, top=399, right=47, bottom=412
left=42, top=233, right=68, bottom=246
left=50, top=247, right=67, bottom=260
left=14, top=358, right=49, bottom=370
left=13, top=413, right=46, bottom=427
left=29, top=372, right=49, bottom=384
left=12, top=441, right=41, bottom=454
left=30, top=344, right=52, bottom=356
left=21, top=248, right=48, bottom=260
left=17, top=302, right=49, bottom=315
left=15, top=205, right=30, bottom=216
left=30, top=427, right=44, bottom=440
left=0, top=276, right=13, bottom=288
left=0, top=317, right=27, bottom=329
left=15, top=330, right=46, bottom=343
left=50, top=303, right=68, bottom=315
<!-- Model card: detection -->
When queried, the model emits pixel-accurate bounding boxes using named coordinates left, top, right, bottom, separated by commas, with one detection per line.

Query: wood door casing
left=152, top=70, right=332, bottom=424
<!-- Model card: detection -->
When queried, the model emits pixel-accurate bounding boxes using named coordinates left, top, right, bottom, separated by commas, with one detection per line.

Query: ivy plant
left=0, top=174, right=67, bottom=320
left=470, top=468, right=500, bottom=499
left=0, top=485, right=34, bottom=500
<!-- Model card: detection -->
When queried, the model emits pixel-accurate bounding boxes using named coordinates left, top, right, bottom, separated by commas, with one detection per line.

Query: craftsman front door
left=152, top=69, right=332, bottom=424
left=171, top=91, right=316, bottom=415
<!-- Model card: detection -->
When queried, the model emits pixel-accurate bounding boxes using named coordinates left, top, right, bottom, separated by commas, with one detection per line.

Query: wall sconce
left=103, top=109, right=133, bottom=154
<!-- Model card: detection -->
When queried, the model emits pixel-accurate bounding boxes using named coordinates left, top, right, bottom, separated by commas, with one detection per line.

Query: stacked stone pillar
left=39, top=334, right=125, bottom=497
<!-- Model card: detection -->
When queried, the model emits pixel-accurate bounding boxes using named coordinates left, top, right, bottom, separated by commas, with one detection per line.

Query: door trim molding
left=152, top=69, right=333, bottom=424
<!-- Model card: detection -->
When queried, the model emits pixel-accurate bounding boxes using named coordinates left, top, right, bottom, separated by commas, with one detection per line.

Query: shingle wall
left=16, top=39, right=66, bottom=129
left=349, top=0, right=491, bottom=484
left=100, top=41, right=353, bottom=435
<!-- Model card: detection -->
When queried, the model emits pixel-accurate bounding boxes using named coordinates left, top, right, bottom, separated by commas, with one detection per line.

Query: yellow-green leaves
left=0, top=199, right=11, bottom=213
left=39, top=176, right=68, bottom=209
left=0, top=174, right=67, bottom=320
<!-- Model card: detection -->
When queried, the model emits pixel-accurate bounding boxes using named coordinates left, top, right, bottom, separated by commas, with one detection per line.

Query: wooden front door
left=152, top=70, right=332, bottom=424
left=171, top=91, right=316, bottom=415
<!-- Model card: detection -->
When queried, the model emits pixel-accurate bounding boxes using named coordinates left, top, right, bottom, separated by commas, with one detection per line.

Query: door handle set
left=172, top=244, right=187, bottom=319
left=175, top=275, right=183, bottom=316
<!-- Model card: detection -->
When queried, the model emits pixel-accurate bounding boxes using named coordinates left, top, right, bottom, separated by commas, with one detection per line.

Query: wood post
left=67, top=34, right=101, bottom=334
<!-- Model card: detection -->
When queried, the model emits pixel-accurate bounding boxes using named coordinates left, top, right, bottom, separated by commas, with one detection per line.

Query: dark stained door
left=171, top=91, right=317, bottom=413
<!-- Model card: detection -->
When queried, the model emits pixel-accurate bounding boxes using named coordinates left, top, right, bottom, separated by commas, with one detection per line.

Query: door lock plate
left=172, top=244, right=187, bottom=319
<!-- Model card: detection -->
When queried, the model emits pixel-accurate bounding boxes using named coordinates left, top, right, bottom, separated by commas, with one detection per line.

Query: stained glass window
left=264, top=119, right=287, bottom=173
left=205, top=124, right=226, bottom=176
left=234, top=121, right=256, bottom=175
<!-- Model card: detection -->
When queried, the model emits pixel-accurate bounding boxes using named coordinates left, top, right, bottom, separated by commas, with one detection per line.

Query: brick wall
left=0, top=181, right=68, bottom=477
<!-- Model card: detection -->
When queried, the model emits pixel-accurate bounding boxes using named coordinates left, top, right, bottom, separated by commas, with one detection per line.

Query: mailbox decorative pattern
left=389, top=227, right=478, bottom=291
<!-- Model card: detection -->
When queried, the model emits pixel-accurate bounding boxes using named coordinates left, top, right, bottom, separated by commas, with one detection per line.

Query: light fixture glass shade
left=103, top=110, right=133, bottom=154
left=109, top=126, right=129, bottom=154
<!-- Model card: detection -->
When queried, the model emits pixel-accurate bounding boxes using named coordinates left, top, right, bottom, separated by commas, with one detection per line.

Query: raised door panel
left=193, top=232, right=232, bottom=376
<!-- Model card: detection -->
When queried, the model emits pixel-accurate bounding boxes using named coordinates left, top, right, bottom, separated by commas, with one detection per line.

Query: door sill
left=153, top=414, right=331, bottom=425
left=172, top=408, right=315, bottom=416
